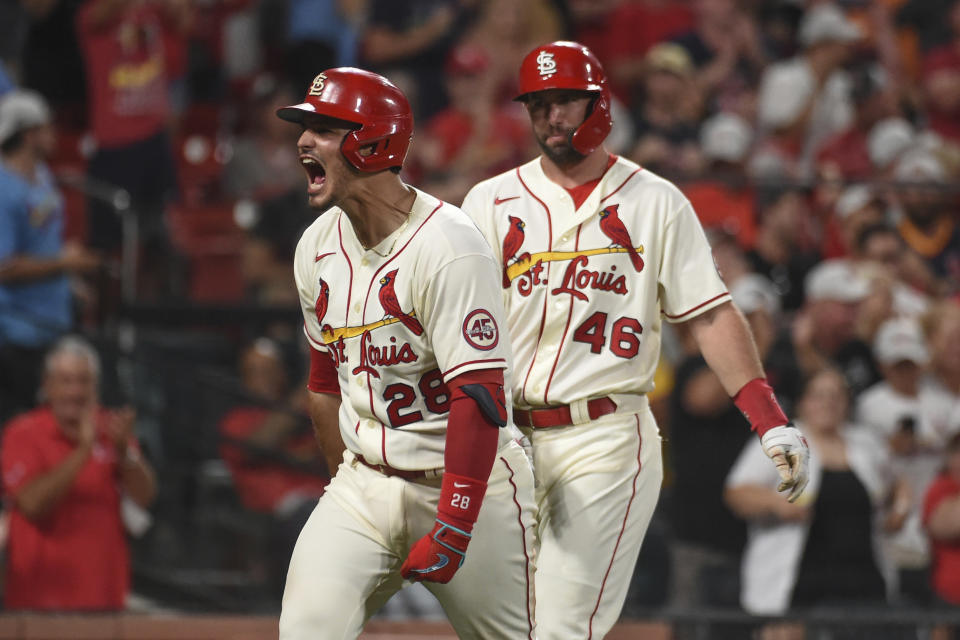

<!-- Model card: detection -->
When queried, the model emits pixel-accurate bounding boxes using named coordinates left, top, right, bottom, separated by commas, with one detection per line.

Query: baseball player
left=461, top=41, right=810, bottom=639
left=275, top=68, right=537, bottom=639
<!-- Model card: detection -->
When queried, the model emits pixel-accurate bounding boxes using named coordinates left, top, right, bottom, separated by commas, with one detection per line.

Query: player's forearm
left=13, top=445, right=92, bottom=521
left=0, top=255, right=69, bottom=284
left=307, top=390, right=345, bottom=476
left=686, top=302, right=765, bottom=397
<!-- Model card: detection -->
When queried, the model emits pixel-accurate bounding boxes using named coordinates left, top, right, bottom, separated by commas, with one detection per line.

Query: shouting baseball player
left=275, top=68, right=537, bottom=639
left=462, top=41, right=810, bottom=639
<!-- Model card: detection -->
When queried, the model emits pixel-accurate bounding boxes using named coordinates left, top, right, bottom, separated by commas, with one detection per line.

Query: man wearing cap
left=683, top=112, right=757, bottom=249
left=792, top=259, right=881, bottom=396
left=754, top=2, right=862, bottom=179
left=462, top=41, right=809, bottom=639
left=0, top=89, right=100, bottom=426
left=628, top=42, right=704, bottom=177
left=893, top=150, right=960, bottom=292
left=857, top=317, right=946, bottom=603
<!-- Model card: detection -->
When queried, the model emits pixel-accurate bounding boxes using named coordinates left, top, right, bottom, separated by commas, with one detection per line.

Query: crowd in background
left=0, top=0, right=959, bottom=626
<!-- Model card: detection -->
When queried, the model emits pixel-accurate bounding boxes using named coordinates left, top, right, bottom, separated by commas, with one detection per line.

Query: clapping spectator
left=76, top=0, right=191, bottom=298
left=669, top=0, right=768, bottom=113
left=753, top=3, right=862, bottom=181
left=1, top=336, right=156, bottom=611
left=0, top=89, right=100, bottom=426
left=726, top=367, right=905, bottom=616
left=857, top=318, right=944, bottom=603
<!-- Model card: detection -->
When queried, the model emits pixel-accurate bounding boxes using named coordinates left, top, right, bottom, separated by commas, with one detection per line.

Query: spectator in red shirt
left=923, top=431, right=960, bottom=605
left=814, top=64, right=898, bottom=185
left=920, top=0, right=960, bottom=145
left=1, top=336, right=156, bottom=611
left=75, top=0, right=192, bottom=296
left=218, top=338, right=327, bottom=594
left=684, top=111, right=757, bottom=249
left=413, top=44, right=532, bottom=204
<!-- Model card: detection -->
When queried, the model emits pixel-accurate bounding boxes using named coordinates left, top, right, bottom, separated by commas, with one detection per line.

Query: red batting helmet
left=515, top=41, right=612, bottom=155
left=276, top=67, right=413, bottom=172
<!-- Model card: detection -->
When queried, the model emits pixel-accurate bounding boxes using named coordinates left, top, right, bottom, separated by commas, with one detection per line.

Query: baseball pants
left=527, top=404, right=663, bottom=640
left=279, top=439, right=537, bottom=639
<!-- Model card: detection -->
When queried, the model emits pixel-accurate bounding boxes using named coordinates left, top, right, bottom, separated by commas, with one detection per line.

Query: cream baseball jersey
left=294, top=188, right=514, bottom=471
left=462, top=155, right=730, bottom=408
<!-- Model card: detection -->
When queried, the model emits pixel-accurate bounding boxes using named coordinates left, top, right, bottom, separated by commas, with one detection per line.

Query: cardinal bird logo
left=378, top=269, right=424, bottom=335
left=315, top=277, right=330, bottom=325
left=502, top=216, right=526, bottom=287
left=599, top=204, right=644, bottom=272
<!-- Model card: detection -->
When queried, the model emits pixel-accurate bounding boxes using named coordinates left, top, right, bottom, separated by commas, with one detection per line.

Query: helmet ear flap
left=570, top=90, right=613, bottom=155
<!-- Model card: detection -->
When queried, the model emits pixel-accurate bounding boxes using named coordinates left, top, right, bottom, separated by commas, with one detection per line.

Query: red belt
left=355, top=455, right=443, bottom=480
left=513, top=397, right=618, bottom=429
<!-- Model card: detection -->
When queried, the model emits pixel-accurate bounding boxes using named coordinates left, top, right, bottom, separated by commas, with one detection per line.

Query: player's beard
left=537, top=129, right=585, bottom=168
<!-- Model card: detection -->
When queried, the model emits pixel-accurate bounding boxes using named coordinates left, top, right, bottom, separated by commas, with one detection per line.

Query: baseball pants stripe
left=529, top=408, right=663, bottom=640
left=279, top=441, right=537, bottom=640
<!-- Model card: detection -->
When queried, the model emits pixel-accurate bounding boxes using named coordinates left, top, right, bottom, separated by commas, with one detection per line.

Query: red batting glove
left=401, top=472, right=486, bottom=583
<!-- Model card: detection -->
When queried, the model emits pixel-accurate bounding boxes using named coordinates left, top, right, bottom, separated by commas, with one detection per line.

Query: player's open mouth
left=302, top=157, right=326, bottom=193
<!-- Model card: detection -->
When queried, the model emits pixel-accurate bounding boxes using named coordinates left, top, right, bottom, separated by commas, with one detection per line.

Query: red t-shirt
left=424, top=106, right=530, bottom=177
left=604, top=2, right=694, bottom=102
left=218, top=408, right=328, bottom=513
left=814, top=127, right=872, bottom=181
left=76, top=2, right=172, bottom=148
left=683, top=181, right=757, bottom=249
left=922, top=45, right=960, bottom=144
left=923, top=472, right=960, bottom=604
left=1, top=408, right=129, bottom=610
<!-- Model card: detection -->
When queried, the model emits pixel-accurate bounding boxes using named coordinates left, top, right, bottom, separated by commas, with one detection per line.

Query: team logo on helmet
left=308, top=72, right=328, bottom=96
left=536, top=51, right=557, bottom=79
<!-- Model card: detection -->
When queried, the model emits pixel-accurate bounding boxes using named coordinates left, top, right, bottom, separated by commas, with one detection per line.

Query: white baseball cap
left=804, top=259, right=870, bottom=303
left=0, top=89, right=51, bottom=145
left=731, top=274, right=781, bottom=317
left=835, top=184, right=876, bottom=220
left=868, top=117, right=915, bottom=169
left=700, top=112, right=753, bottom=163
left=893, top=148, right=946, bottom=183
left=799, top=3, right=862, bottom=48
left=757, top=62, right=814, bottom=130
left=873, top=317, right=929, bottom=366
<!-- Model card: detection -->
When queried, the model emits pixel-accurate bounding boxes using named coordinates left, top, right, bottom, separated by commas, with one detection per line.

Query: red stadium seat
left=167, top=201, right=245, bottom=302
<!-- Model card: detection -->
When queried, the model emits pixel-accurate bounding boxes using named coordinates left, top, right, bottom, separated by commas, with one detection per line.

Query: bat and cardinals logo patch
left=500, top=203, right=645, bottom=300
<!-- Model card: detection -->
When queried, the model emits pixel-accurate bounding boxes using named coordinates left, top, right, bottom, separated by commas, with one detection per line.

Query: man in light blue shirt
left=0, top=89, right=100, bottom=424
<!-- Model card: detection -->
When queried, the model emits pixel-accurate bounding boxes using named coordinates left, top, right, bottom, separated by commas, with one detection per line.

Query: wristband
left=437, top=471, right=487, bottom=533
left=733, top=378, right=789, bottom=437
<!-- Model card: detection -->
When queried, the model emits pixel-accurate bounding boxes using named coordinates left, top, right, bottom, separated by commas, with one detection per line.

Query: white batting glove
left=760, top=423, right=810, bottom=503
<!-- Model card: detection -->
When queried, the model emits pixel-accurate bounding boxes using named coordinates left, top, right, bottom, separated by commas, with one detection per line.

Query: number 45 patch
left=462, top=309, right=499, bottom=351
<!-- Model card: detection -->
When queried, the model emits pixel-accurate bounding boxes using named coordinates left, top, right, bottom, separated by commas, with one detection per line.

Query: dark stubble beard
left=537, top=132, right=586, bottom=168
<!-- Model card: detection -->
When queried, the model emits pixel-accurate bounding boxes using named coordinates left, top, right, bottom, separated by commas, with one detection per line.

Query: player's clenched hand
left=401, top=519, right=471, bottom=583
left=760, top=423, right=809, bottom=503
